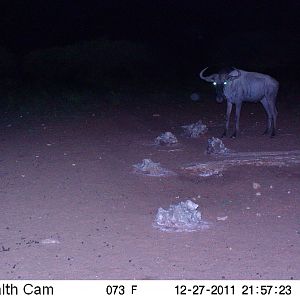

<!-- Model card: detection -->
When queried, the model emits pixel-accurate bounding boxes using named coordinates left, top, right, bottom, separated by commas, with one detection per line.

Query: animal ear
left=209, top=75, right=217, bottom=82
left=227, top=69, right=241, bottom=81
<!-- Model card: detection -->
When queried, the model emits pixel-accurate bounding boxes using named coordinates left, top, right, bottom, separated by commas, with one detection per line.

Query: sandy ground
left=0, top=93, right=300, bottom=280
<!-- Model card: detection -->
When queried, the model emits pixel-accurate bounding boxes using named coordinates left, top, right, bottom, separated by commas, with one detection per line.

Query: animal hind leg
left=261, top=98, right=273, bottom=136
left=269, top=100, right=278, bottom=136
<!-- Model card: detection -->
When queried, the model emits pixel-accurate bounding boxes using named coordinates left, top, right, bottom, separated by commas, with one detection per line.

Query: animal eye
left=213, top=82, right=217, bottom=86
left=224, top=81, right=227, bottom=85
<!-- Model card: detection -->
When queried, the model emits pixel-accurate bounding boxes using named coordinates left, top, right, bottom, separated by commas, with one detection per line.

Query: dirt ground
left=1, top=93, right=300, bottom=280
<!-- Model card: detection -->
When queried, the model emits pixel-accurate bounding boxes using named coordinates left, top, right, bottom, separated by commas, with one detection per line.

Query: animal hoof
left=221, top=131, right=227, bottom=138
left=263, top=129, right=269, bottom=135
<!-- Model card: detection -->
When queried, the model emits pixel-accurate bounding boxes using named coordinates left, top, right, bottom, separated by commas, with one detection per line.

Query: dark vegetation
left=0, top=40, right=163, bottom=114
left=0, top=33, right=299, bottom=115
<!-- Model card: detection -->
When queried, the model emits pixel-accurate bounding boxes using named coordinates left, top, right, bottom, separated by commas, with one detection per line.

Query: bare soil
left=1, top=93, right=300, bottom=279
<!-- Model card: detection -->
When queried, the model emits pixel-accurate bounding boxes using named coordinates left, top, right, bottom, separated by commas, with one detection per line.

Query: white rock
left=154, top=132, right=178, bottom=146
left=41, top=238, right=60, bottom=244
left=252, top=182, right=261, bottom=189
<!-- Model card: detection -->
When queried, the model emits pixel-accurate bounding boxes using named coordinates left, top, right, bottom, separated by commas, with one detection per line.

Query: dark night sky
left=0, top=0, right=299, bottom=72
left=1, top=1, right=299, bottom=50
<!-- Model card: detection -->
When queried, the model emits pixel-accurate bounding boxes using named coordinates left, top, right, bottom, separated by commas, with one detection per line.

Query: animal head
left=199, top=67, right=241, bottom=103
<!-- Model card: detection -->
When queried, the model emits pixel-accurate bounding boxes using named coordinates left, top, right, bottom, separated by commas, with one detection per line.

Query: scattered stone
left=200, top=168, right=223, bottom=177
left=154, top=132, right=178, bottom=146
left=133, top=159, right=175, bottom=177
left=206, top=137, right=229, bottom=155
left=183, top=162, right=224, bottom=177
left=153, top=199, right=210, bottom=232
left=182, top=150, right=300, bottom=177
left=182, top=120, right=208, bottom=138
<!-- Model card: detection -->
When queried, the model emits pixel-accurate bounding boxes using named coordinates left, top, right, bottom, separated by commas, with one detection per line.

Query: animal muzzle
left=216, top=96, right=224, bottom=103
left=215, top=85, right=225, bottom=103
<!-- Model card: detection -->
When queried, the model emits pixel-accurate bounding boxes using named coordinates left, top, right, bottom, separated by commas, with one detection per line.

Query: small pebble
left=252, top=182, right=261, bottom=189
left=41, top=239, right=60, bottom=244
left=217, top=216, right=228, bottom=221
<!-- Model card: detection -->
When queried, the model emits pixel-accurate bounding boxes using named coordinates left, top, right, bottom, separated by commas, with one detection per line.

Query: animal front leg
left=231, top=103, right=242, bottom=138
left=221, top=102, right=232, bottom=138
